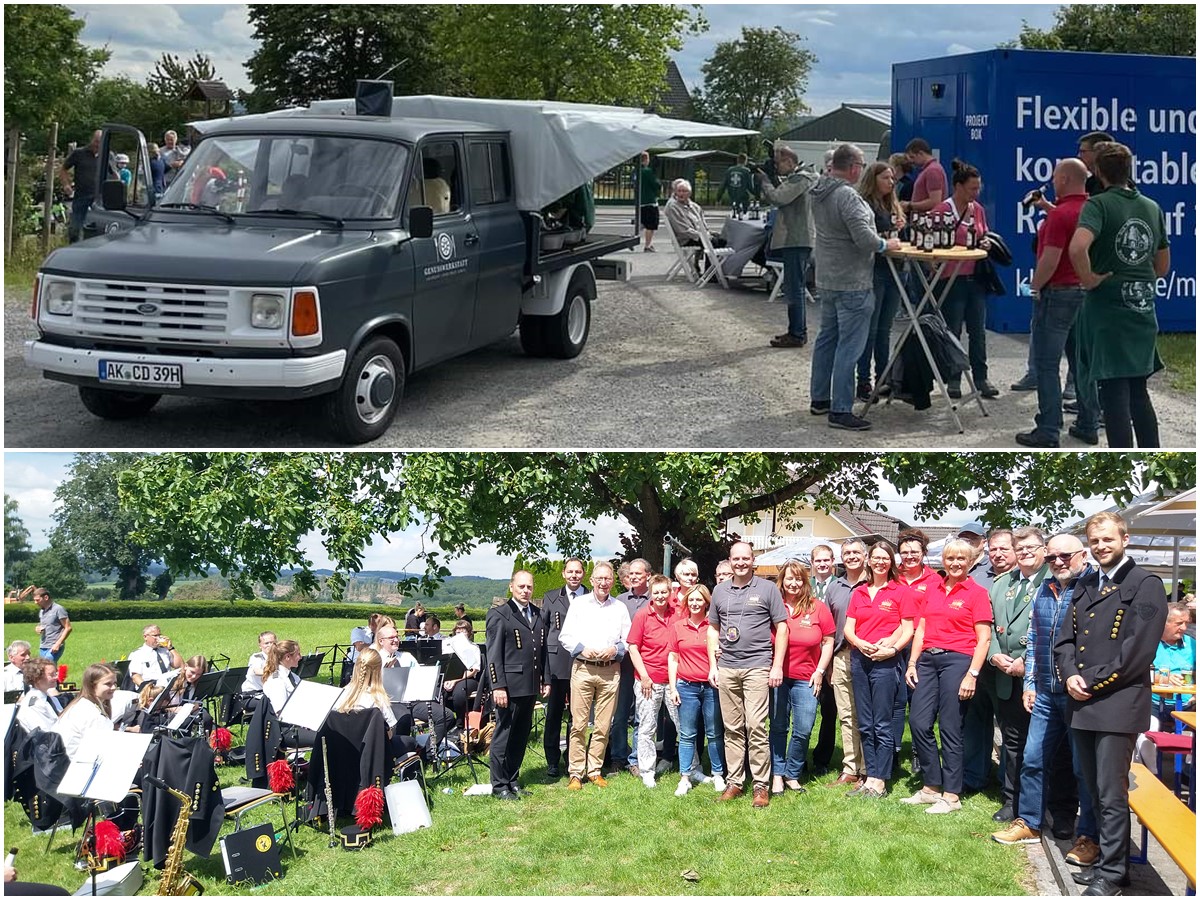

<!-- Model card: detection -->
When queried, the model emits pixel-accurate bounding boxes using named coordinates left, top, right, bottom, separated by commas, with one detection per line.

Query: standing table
left=858, top=243, right=989, bottom=432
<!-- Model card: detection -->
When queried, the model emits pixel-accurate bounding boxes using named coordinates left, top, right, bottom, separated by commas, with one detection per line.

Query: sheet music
left=57, top=730, right=153, bottom=802
left=278, top=679, right=342, bottom=733
left=402, top=665, right=440, bottom=703
left=447, top=633, right=481, bottom=670
left=109, top=689, right=140, bottom=724
left=381, top=667, right=410, bottom=703
left=167, top=703, right=196, bottom=731
left=154, top=669, right=180, bottom=688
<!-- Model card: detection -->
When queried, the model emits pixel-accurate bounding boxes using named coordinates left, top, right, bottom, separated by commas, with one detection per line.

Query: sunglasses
left=1047, top=551, right=1083, bottom=563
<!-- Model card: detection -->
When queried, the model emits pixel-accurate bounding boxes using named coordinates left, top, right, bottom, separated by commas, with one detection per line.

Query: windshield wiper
left=247, top=207, right=345, bottom=228
left=157, top=202, right=235, bottom=224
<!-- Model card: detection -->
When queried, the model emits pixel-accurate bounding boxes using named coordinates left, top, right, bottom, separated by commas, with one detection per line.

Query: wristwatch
left=968, top=668, right=981, bottom=677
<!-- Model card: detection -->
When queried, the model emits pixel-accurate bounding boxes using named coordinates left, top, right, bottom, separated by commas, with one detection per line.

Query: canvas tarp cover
left=297, top=95, right=757, bottom=211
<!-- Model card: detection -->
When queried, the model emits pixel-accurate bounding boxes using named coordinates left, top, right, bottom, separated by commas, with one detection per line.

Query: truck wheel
left=524, top=271, right=592, bottom=359
left=78, top=387, right=161, bottom=420
left=325, top=336, right=406, bottom=444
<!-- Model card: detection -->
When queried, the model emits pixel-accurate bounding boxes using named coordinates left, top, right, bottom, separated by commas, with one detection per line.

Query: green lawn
left=4, top=618, right=1033, bottom=895
left=1157, top=333, right=1195, bottom=393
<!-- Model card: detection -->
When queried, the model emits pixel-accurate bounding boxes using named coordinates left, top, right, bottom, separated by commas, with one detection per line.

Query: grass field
left=1157, top=333, right=1196, bottom=393
left=4, top=617, right=1033, bottom=895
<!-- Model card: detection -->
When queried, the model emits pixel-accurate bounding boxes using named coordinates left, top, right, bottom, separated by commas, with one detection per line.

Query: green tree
left=697, top=27, right=818, bottom=140
left=51, top=453, right=160, bottom=600
left=145, top=51, right=219, bottom=99
left=245, top=5, right=449, bottom=109
left=4, top=494, right=34, bottom=588
left=24, top=543, right=86, bottom=599
left=118, top=452, right=1194, bottom=601
left=3, top=5, right=109, bottom=135
left=434, top=5, right=705, bottom=105
left=1017, top=4, right=1195, bottom=56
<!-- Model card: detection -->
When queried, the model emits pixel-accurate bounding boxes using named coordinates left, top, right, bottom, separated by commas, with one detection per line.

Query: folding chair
left=696, top=228, right=736, bottom=290
left=664, top=223, right=699, bottom=284
left=765, top=260, right=785, bottom=302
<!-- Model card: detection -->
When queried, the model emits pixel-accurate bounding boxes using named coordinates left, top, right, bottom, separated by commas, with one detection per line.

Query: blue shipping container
left=892, top=49, right=1195, bottom=333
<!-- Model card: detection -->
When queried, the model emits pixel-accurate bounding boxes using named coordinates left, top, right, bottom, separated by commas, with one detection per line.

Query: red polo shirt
left=668, top=617, right=714, bottom=683
left=1036, top=193, right=1087, bottom=287
left=899, top=566, right=944, bottom=617
left=783, top=600, right=835, bottom=681
left=920, top=578, right=992, bottom=655
left=847, top=581, right=920, bottom=644
left=628, top=603, right=681, bottom=683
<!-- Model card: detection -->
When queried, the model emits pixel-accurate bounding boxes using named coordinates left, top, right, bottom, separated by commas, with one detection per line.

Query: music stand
left=111, top=659, right=132, bottom=692
left=402, top=665, right=441, bottom=704
left=382, top=667, right=411, bottom=704
left=278, top=680, right=342, bottom=735
left=207, top=652, right=231, bottom=671
left=314, top=644, right=351, bottom=686
left=296, top=652, right=327, bottom=681
left=3, top=689, right=21, bottom=705
left=411, top=641, right=443, bottom=667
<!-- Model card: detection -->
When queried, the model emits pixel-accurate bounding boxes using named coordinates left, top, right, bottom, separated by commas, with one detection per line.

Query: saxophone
left=152, top=778, right=203, bottom=896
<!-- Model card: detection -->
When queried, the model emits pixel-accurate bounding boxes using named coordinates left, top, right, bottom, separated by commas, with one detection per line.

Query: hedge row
left=2, top=599, right=478, bottom=624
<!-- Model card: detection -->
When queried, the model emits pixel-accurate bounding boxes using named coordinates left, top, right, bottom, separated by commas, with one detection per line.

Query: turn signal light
left=291, top=290, right=319, bottom=337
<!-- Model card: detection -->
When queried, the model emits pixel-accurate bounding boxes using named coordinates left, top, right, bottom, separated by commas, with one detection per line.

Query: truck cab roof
left=197, top=114, right=506, bottom=143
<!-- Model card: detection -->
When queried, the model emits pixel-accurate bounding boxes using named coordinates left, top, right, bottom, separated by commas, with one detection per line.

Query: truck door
left=86, top=124, right=154, bottom=239
left=408, top=138, right=481, bottom=368
left=464, top=138, right=525, bottom=346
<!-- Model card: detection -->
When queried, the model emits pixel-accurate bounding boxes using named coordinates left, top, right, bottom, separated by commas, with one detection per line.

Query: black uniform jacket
left=541, top=587, right=576, bottom=682
left=1053, top=557, right=1167, bottom=733
left=486, top=599, right=546, bottom=699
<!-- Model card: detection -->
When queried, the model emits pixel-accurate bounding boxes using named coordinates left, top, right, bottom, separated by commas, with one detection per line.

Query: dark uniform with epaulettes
left=540, top=585, right=583, bottom=775
left=485, top=598, right=547, bottom=794
left=1053, top=555, right=1167, bottom=886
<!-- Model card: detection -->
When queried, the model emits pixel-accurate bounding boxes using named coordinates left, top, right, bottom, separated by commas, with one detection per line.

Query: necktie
left=49, top=693, right=62, bottom=714
left=524, top=605, right=533, bottom=627
left=157, top=650, right=168, bottom=673
left=289, top=671, right=300, bottom=687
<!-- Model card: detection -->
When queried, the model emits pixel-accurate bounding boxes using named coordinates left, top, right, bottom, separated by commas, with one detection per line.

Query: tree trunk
left=41, top=122, right=57, bottom=253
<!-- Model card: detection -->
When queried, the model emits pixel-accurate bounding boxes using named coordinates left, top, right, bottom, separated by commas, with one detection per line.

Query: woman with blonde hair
left=770, top=560, right=835, bottom=794
left=52, top=663, right=118, bottom=760
left=336, top=648, right=421, bottom=757
left=856, top=161, right=906, bottom=400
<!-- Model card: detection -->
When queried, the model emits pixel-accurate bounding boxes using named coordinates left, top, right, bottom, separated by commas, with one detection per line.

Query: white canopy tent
left=753, top=536, right=882, bottom=575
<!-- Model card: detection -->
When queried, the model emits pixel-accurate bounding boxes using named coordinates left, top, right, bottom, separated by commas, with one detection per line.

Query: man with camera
left=757, top=145, right=817, bottom=350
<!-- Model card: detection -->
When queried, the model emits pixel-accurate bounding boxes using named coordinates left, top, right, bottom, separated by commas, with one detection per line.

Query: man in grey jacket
left=808, top=144, right=900, bottom=431
left=758, top=146, right=818, bottom=349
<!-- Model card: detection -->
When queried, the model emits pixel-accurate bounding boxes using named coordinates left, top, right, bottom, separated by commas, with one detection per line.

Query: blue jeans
left=810, top=288, right=875, bottom=414
left=939, top=277, right=988, bottom=385
left=1031, top=286, right=1098, bottom=439
left=858, top=261, right=901, bottom=383
left=850, top=651, right=902, bottom=780
left=68, top=195, right=93, bottom=243
left=1018, top=691, right=1098, bottom=837
left=676, top=679, right=725, bottom=777
left=781, top=246, right=812, bottom=339
left=770, top=679, right=819, bottom=779
left=39, top=646, right=64, bottom=663
left=610, top=657, right=637, bottom=766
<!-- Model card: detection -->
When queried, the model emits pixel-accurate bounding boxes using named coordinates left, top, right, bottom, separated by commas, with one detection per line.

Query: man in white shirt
left=128, top=624, right=183, bottom=687
left=559, top=562, right=631, bottom=790
left=241, top=631, right=276, bottom=692
left=4, top=640, right=31, bottom=692
left=373, top=624, right=418, bottom=668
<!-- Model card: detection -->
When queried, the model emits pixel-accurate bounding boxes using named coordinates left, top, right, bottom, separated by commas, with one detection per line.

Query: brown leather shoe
left=567, top=776, right=583, bottom=791
left=590, top=775, right=608, bottom=788
left=830, top=773, right=861, bottom=786
left=718, top=783, right=744, bottom=802
left=752, top=785, right=770, bottom=808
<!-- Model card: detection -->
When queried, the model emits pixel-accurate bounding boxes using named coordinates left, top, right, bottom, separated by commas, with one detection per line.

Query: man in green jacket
left=637, top=151, right=661, bottom=252
left=717, top=154, right=756, bottom=215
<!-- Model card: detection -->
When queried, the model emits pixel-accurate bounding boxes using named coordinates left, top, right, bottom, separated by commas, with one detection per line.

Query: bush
left=84, top=586, right=112, bottom=602
left=1, top=599, right=479, bottom=624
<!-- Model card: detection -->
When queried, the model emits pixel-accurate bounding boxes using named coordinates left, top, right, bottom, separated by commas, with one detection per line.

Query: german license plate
left=97, top=360, right=183, bottom=388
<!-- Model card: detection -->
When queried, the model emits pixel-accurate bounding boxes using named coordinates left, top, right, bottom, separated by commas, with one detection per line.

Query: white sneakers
left=925, top=798, right=962, bottom=814
left=900, top=789, right=942, bottom=805
left=641, top=773, right=657, bottom=789
left=711, top=774, right=726, bottom=793
left=674, top=776, right=691, bottom=797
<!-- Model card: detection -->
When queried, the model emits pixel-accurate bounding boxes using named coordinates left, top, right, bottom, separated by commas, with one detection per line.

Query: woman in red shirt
left=902, top=538, right=993, bottom=814
left=769, top=560, right=835, bottom=795
left=844, top=540, right=918, bottom=799
left=893, top=528, right=944, bottom=773
left=628, top=574, right=682, bottom=789
left=667, top=584, right=726, bottom=797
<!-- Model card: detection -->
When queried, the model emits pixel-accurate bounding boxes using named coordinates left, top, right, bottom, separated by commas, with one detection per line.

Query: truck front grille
left=74, top=280, right=231, bottom=343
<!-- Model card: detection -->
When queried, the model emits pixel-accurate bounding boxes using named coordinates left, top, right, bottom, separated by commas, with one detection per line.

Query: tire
left=78, top=386, right=161, bottom=420
left=522, top=270, right=593, bottom=359
left=324, top=336, right=406, bottom=444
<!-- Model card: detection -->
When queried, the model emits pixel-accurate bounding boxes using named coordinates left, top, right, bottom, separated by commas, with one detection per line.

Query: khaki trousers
left=832, top=646, right=864, bottom=777
left=717, top=666, right=771, bottom=789
left=568, top=659, right=620, bottom=779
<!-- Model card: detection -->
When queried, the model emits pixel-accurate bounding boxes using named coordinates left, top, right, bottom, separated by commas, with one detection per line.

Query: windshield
left=160, top=134, right=410, bottom=220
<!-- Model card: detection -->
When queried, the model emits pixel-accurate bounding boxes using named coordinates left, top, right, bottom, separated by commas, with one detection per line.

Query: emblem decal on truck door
left=436, top=232, right=455, bottom=261
left=423, top=231, right=469, bottom=281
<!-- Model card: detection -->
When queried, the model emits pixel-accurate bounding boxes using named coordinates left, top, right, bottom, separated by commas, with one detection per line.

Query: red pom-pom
left=94, top=819, right=126, bottom=862
left=209, top=727, right=233, bottom=753
left=267, top=759, right=295, bottom=794
left=353, top=785, right=384, bottom=830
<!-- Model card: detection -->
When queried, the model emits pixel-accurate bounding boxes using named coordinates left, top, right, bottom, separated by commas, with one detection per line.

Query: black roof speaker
left=355, top=80, right=394, bottom=117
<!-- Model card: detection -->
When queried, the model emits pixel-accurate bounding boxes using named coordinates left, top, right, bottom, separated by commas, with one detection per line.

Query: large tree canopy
left=4, top=494, right=34, bottom=588
left=1017, top=4, right=1195, bottom=56
left=118, top=453, right=1194, bottom=601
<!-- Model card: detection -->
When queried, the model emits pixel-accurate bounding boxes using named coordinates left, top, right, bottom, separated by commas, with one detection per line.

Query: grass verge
left=4, top=235, right=59, bottom=295
left=1157, top=333, right=1195, bottom=393
left=4, top=617, right=1031, bottom=895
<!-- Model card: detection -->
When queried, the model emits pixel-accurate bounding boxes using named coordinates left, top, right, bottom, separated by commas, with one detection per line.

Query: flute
left=321, top=737, right=336, bottom=847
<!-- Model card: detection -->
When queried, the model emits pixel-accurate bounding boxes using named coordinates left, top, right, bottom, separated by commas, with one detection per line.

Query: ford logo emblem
left=136, top=303, right=159, bottom=316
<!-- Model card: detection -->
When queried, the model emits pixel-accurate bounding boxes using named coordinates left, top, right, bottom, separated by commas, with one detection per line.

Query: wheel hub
left=355, top=355, right=396, bottom=424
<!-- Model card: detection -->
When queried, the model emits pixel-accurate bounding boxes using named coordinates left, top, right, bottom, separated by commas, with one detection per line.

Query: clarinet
left=321, top=737, right=336, bottom=847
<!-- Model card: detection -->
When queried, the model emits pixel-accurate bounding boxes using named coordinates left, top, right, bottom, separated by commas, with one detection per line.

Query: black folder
left=220, top=821, right=282, bottom=885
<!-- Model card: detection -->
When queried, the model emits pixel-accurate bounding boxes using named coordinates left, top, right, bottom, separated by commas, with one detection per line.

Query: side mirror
left=408, top=205, right=433, bottom=239
left=101, top=179, right=127, bottom=212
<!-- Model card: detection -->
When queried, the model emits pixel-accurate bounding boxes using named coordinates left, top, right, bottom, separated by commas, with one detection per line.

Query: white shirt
left=242, top=651, right=268, bottom=692
left=335, top=687, right=398, bottom=729
left=375, top=647, right=419, bottom=669
left=52, top=699, right=112, bottom=761
left=559, top=592, right=632, bottom=658
left=128, top=644, right=173, bottom=683
left=263, top=666, right=300, bottom=715
left=17, top=688, right=62, bottom=733
left=3, top=663, right=25, bottom=692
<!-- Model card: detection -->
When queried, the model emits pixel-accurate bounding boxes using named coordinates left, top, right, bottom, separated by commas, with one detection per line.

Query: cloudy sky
left=66, top=3, right=1060, bottom=115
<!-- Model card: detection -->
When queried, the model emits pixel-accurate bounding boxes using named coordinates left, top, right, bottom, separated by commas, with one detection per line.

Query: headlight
left=44, top=280, right=75, bottom=315
left=250, top=293, right=285, bottom=329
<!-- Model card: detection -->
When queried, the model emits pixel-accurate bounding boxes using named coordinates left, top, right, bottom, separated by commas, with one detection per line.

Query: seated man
left=422, top=615, right=442, bottom=640
left=241, top=631, right=276, bottom=693
left=128, top=624, right=183, bottom=688
left=5, top=640, right=31, bottom=692
left=663, top=179, right=727, bottom=268
left=372, top=623, right=454, bottom=750
left=1135, top=602, right=1196, bottom=774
